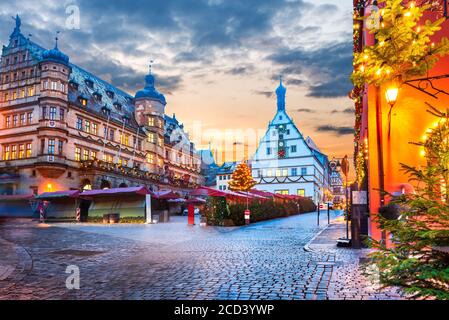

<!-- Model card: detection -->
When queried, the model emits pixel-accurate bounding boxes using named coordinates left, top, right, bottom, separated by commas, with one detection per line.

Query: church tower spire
left=276, top=76, right=286, bottom=112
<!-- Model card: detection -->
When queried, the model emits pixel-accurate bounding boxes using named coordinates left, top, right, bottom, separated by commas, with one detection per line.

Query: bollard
left=244, top=210, right=251, bottom=225
left=317, top=205, right=320, bottom=227
left=327, top=204, right=330, bottom=225
left=76, top=208, right=81, bottom=223
left=188, top=204, right=195, bottom=226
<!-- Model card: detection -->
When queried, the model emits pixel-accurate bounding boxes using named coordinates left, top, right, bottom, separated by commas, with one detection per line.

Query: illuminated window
left=11, top=145, right=17, bottom=160
left=92, top=123, right=97, bottom=135
left=120, top=133, right=129, bottom=146
left=103, top=153, right=113, bottom=163
left=83, top=149, right=89, bottom=161
left=276, top=169, right=282, bottom=177
left=4, top=93, right=9, bottom=102
left=81, top=99, right=87, bottom=106
left=28, top=86, right=34, bottom=97
left=26, top=144, right=32, bottom=158
left=48, top=139, right=55, bottom=155
left=12, top=91, right=17, bottom=100
left=148, top=133, right=156, bottom=144
left=148, top=117, right=155, bottom=127
left=5, top=116, right=10, bottom=128
left=20, top=89, right=25, bottom=98
left=276, top=190, right=289, bottom=195
left=158, top=137, right=163, bottom=147
left=147, top=153, right=154, bottom=164
left=4, top=146, right=10, bottom=160
left=297, top=189, right=306, bottom=197
left=75, top=147, right=81, bottom=162
left=19, top=144, right=25, bottom=159
left=90, top=151, right=96, bottom=160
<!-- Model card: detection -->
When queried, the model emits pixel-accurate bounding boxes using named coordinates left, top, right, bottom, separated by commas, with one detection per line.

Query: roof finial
left=55, top=31, right=60, bottom=49
left=149, top=59, right=154, bottom=75
left=12, top=14, right=21, bottom=31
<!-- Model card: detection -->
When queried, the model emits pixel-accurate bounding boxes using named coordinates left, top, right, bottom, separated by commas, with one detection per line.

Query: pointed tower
left=276, top=77, right=286, bottom=112
left=134, top=61, right=167, bottom=174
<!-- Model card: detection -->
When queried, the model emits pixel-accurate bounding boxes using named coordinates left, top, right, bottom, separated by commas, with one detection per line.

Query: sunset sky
left=0, top=0, right=354, bottom=164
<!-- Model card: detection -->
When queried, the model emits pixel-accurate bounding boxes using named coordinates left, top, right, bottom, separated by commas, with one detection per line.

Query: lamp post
left=386, top=84, right=399, bottom=138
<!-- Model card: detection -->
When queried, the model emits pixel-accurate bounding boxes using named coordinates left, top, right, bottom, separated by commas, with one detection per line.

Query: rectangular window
left=148, top=117, right=154, bottom=127
left=291, top=145, right=297, bottom=153
left=41, top=139, right=45, bottom=154
left=76, top=118, right=83, bottom=130
left=60, top=83, right=65, bottom=93
left=301, top=167, right=307, bottom=176
left=13, top=115, right=18, bottom=127
left=28, top=86, right=34, bottom=97
left=291, top=168, right=298, bottom=176
left=282, top=169, right=288, bottom=177
left=42, top=106, right=47, bottom=120
left=297, top=189, right=306, bottom=197
left=109, top=129, right=115, bottom=141
left=275, top=190, right=289, bottom=195
left=26, top=143, right=32, bottom=158
left=148, top=133, right=156, bottom=144
left=75, top=147, right=81, bottom=162
left=43, top=81, right=48, bottom=90
left=60, top=109, right=65, bottom=121
left=267, top=169, right=273, bottom=177
left=49, top=107, right=57, bottom=120
left=90, top=151, right=96, bottom=160
left=267, top=147, right=271, bottom=155
left=85, top=120, right=90, bottom=133
left=48, top=139, right=55, bottom=155
left=147, top=153, right=154, bottom=164
left=4, top=93, right=9, bottom=102
left=20, top=89, right=25, bottom=98
left=4, top=146, right=10, bottom=160
left=137, top=139, right=142, bottom=151
left=51, top=81, right=58, bottom=91
left=19, top=144, right=25, bottom=159
left=5, top=116, right=11, bottom=128
left=120, top=134, right=129, bottom=146
left=83, top=150, right=89, bottom=161
left=103, top=127, right=108, bottom=139
left=27, top=112, right=32, bottom=124
left=276, top=169, right=282, bottom=177
left=92, top=123, right=98, bottom=135
left=12, top=91, right=17, bottom=100
left=11, top=145, right=17, bottom=160
left=58, top=141, right=63, bottom=155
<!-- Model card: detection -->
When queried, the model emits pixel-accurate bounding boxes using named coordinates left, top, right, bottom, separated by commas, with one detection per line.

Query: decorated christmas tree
left=369, top=107, right=449, bottom=299
left=228, top=162, right=257, bottom=192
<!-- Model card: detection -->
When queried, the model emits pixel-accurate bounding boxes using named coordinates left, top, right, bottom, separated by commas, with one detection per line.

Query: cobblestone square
left=0, top=213, right=404, bottom=300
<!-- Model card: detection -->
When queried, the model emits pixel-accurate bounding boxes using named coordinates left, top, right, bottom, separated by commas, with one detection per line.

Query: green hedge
left=204, top=197, right=317, bottom=226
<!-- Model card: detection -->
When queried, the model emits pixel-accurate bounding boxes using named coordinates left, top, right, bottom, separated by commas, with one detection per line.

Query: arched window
left=81, top=179, right=92, bottom=191
left=100, top=180, right=111, bottom=190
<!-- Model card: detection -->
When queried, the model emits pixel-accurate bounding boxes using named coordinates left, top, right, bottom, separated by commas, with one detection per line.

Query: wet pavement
left=0, top=212, right=404, bottom=300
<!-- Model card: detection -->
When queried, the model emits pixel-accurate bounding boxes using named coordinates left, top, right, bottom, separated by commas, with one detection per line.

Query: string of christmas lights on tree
left=228, top=162, right=257, bottom=192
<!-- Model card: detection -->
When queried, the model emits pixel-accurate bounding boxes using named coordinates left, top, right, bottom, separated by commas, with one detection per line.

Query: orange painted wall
left=363, top=12, right=449, bottom=241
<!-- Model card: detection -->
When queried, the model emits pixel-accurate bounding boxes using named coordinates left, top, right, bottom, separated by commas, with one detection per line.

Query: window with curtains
left=18, top=144, right=25, bottom=159
left=75, top=148, right=81, bottom=162
left=26, top=143, right=32, bottom=158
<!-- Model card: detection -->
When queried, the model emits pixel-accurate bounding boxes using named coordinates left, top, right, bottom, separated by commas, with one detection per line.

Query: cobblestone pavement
left=0, top=213, right=404, bottom=300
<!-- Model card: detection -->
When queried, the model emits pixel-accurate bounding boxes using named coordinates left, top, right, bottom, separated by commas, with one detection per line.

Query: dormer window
left=78, top=96, right=88, bottom=107
left=113, top=102, right=122, bottom=111
left=93, top=92, right=102, bottom=101
left=85, top=79, right=94, bottom=89
left=106, top=90, right=115, bottom=99
left=101, top=107, right=111, bottom=116
left=69, top=80, right=79, bottom=90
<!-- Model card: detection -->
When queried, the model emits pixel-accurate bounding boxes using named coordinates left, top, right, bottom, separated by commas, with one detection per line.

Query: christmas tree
left=369, top=107, right=449, bottom=299
left=228, top=162, right=257, bottom=192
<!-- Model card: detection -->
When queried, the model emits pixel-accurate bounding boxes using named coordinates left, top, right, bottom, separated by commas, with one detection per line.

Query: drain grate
left=50, top=249, right=105, bottom=257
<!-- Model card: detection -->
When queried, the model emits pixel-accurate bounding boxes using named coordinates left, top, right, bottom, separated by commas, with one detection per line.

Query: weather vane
left=149, top=59, right=154, bottom=75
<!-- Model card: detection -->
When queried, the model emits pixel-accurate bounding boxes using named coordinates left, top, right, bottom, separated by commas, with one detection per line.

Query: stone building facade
left=0, top=16, right=204, bottom=196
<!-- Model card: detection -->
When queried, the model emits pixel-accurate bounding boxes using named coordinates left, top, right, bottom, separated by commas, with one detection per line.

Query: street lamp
left=386, top=85, right=399, bottom=138
left=385, top=86, right=399, bottom=107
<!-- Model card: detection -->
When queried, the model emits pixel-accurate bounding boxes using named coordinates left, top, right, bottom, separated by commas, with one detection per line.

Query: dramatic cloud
left=268, top=42, right=353, bottom=98
left=316, top=125, right=355, bottom=136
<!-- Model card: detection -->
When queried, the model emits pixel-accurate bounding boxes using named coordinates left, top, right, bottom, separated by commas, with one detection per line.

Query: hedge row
left=204, top=197, right=317, bottom=227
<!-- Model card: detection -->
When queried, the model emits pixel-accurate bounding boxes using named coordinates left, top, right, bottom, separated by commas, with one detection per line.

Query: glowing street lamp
left=385, top=86, right=399, bottom=107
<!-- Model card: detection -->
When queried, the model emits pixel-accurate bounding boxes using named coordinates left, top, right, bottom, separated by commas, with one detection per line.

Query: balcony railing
left=80, top=159, right=200, bottom=189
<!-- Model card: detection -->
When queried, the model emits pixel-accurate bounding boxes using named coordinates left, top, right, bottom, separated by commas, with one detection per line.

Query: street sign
left=244, top=210, right=251, bottom=225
